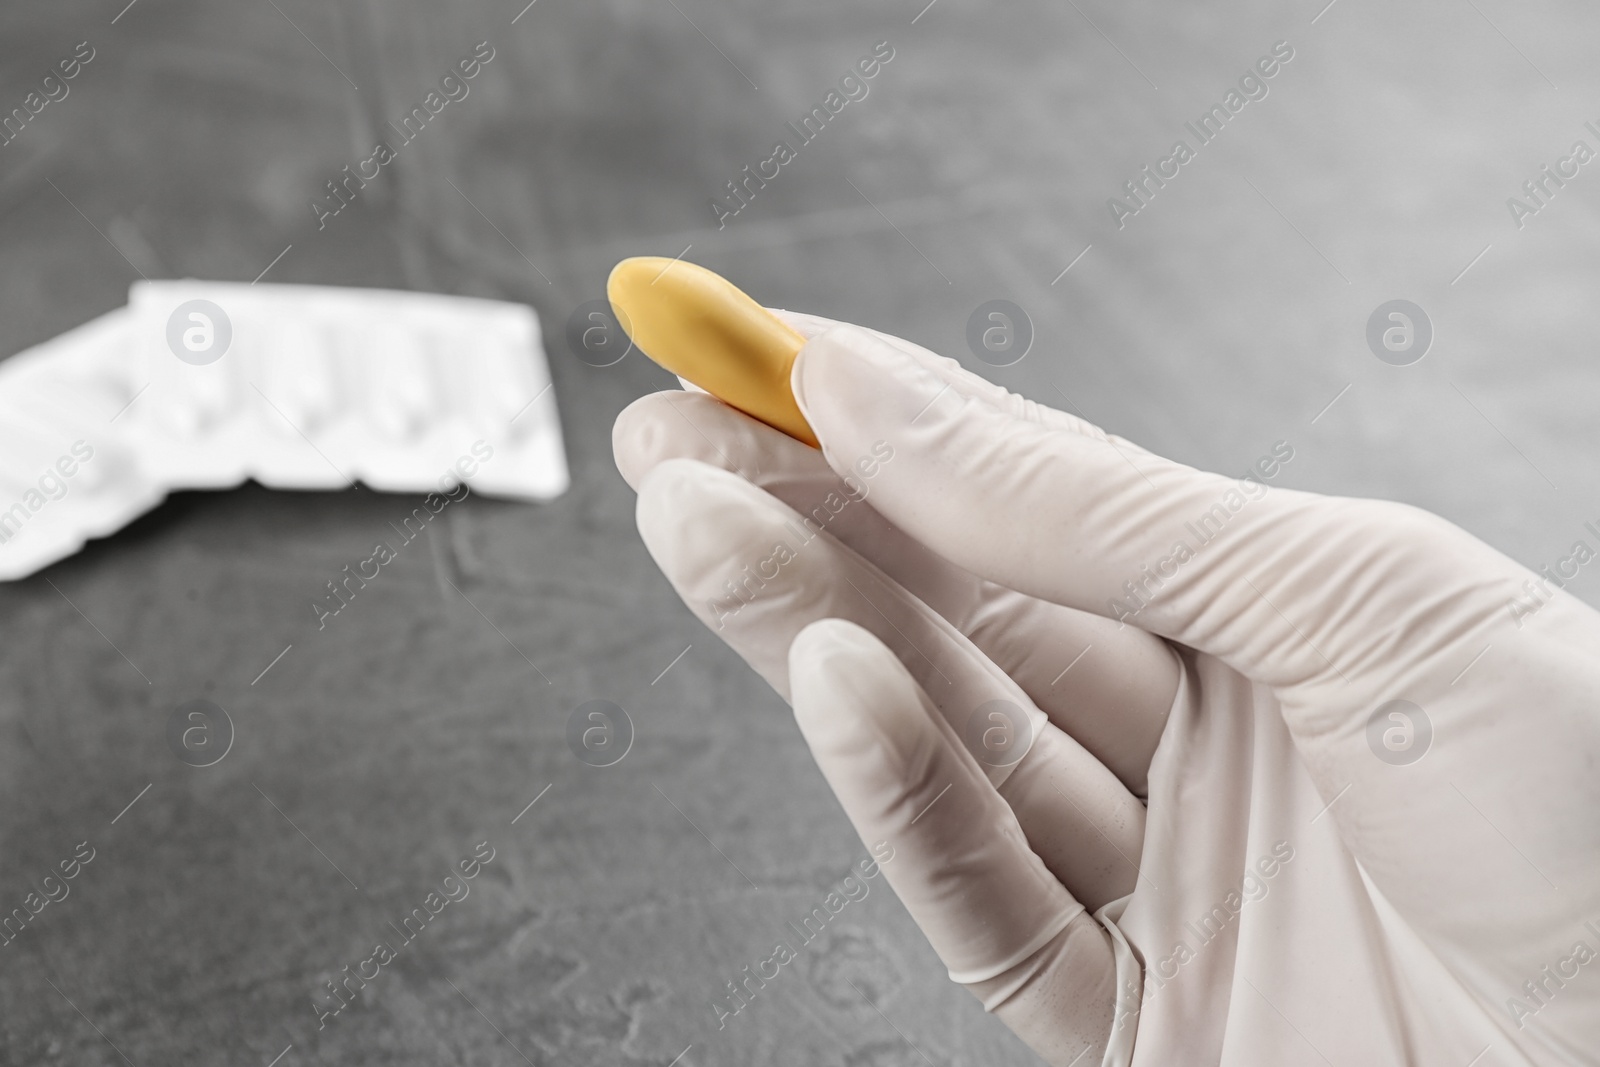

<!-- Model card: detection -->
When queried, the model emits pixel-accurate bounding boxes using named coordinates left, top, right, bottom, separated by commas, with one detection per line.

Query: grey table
left=2, top=1, right=1597, bottom=1064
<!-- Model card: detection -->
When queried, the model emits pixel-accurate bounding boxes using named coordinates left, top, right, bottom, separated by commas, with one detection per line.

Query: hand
left=612, top=313, right=1600, bottom=1066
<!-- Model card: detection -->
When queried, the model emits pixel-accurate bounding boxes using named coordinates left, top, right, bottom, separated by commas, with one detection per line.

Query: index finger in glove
left=614, top=388, right=1178, bottom=796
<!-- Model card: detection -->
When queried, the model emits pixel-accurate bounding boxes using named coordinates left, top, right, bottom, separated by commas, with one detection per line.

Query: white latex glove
left=612, top=313, right=1600, bottom=1067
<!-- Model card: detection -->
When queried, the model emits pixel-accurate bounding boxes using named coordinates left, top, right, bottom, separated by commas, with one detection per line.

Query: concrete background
left=1, top=0, right=1598, bottom=1064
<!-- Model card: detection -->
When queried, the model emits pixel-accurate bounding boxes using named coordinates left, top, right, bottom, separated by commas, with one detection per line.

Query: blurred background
left=2, top=0, right=1598, bottom=1064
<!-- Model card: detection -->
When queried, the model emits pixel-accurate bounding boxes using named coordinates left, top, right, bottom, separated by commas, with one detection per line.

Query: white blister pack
left=0, top=282, right=568, bottom=580
left=0, top=309, right=165, bottom=580
left=126, top=281, right=568, bottom=498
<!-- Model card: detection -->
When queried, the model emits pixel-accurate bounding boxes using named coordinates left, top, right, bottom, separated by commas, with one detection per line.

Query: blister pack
left=0, top=308, right=164, bottom=579
left=0, top=283, right=567, bottom=580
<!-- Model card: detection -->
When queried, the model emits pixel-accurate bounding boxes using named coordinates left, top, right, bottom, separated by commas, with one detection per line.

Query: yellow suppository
left=607, top=257, right=818, bottom=447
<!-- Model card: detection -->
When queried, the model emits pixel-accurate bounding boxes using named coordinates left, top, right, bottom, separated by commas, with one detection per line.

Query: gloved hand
left=612, top=312, right=1600, bottom=1066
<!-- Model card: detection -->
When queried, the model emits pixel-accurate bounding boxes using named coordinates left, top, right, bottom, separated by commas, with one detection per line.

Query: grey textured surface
left=1, top=0, right=1598, bottom=1064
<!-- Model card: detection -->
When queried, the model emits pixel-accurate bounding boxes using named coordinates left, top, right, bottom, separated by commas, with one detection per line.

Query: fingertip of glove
left=790, top=618, right=920, bottom=757
left=793, top=323, right=889, bottom=402
left=793, top=324, right=940, bottom=447
left=635, top=458, right=806, bottom=601
left=613, top=394, right=677, bottom=491
left=789, top=617, right=880, bottom=679
left=768, top=307, right=839, bottom=340
left=634, top=456, right=715, bottom=548
left=615, top=390, right=757, bottom=490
